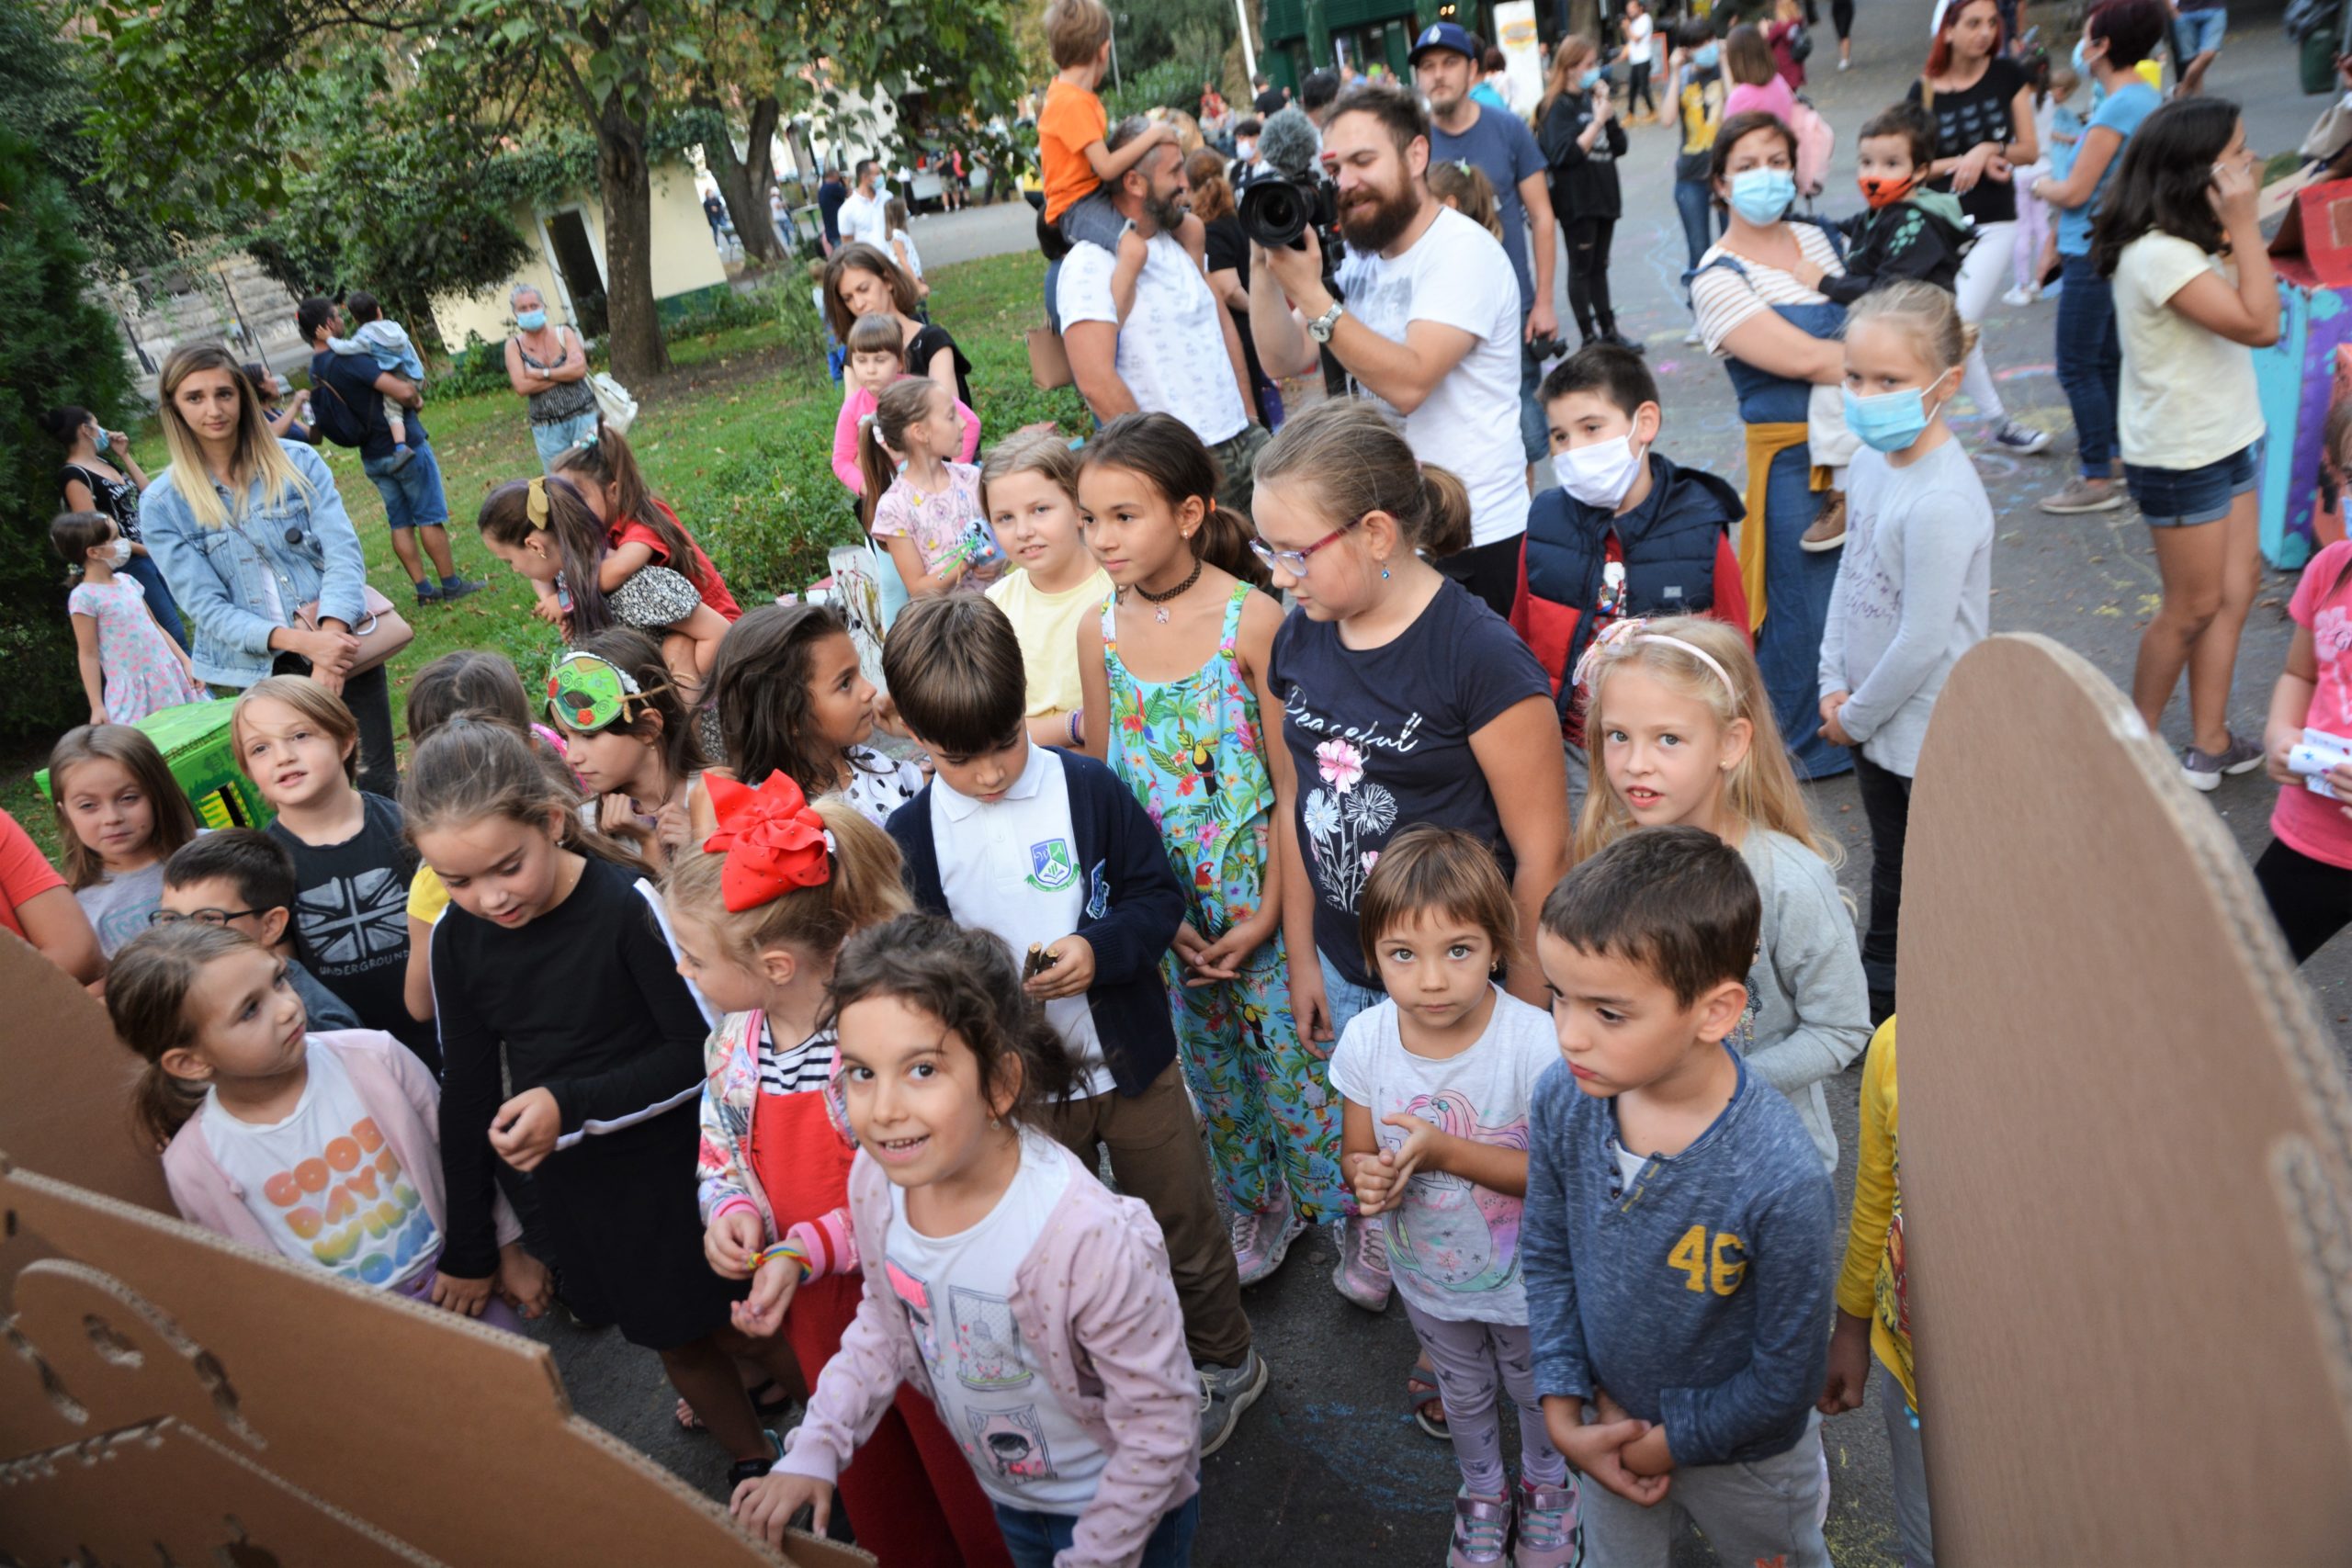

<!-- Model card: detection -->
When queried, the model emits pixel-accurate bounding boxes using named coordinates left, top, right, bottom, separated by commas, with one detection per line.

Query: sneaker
left=437, top=576, right=489, bottom=602
left=1513, top=1476, right=1580, bottom=1568
left=2182, top=733, right=2263, bottom=793
left=387, top=445, right=416, bottom=473
left=1197, top=1349, right=1270, bottom=1457
left=725, top=1433, right=778, bottom=1490
left=413, top=579, right=443, bottom=604
left=1838, top=55, right=1851, bottom=69
left=2040, top=476, right=2125, bottom=514
left=1991, top=420, right=2053, bottom=456
left=1331, top=1215, right=1391, bottom=1311
left=1801, top=491, right=1847, bottom=552
left=1447, top=1487, right=1513, bottom=1567
left=1230, top=1187, right=1306, bottom=1286
left=2002, top=284, right=2039, bottom=307
left=1681, top=322, right=1703, bottom=346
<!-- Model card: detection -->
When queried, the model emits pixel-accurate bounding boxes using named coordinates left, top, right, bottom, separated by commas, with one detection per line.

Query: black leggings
left=1626, top=62, right=1655, bottom=116
left=1564, top=217, right=1620, bottom=342
left=2256, top=838, right=2352, bottom=964
left=1853, top=751, right=1911, bottom=1002
left=1833, top=0, right=1854, bottom=39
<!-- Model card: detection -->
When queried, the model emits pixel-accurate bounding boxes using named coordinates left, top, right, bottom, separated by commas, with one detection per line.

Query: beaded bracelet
left=752, top=1236, right=813, bottom=1280
left=1067, top=709, right=1084, bottom=747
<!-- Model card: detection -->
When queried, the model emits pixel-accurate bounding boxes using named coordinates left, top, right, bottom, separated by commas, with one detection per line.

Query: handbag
left=591, top=371, right=639, bottom=434
left=1026, top=326, right=1074, bottom=390
left=291, top=586, right=413, bottom=678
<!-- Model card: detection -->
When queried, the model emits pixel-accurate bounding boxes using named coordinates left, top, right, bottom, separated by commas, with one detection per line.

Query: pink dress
left=70, top=573, right=206, bottom=724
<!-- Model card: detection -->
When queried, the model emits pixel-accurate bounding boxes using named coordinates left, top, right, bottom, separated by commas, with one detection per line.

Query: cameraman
left=1250, top=82, right=1530, bottom=615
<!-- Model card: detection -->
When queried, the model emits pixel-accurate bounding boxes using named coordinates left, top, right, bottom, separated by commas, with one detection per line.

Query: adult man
left=836, top=161, right=890, bottom=252
left=1250, top=83, right=1529, bottom=615
left=1059, top=121, right=1269, bottom=512
left=817, top=166, right=848, bottom=254
left=701, top=188, right=728, bottom=245
left=1410, top=21, right=1561, bottom=470
left=1300, top=68, right=1342, bottom=134
left=298, top=297, right=481, bottom=606
left=1252, top=73, right=1288, bottom=116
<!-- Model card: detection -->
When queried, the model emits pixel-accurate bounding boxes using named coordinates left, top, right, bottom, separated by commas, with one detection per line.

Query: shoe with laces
left=2002, top=284, right=2039, bottom=307
left=1230, top=1186, right=1305, bottom=1286
left=1330, top=1215, right=1392, bottom=1310
left=1197, top=1349, right=1270, bottom=1457
left=1513, top=1475, right=1581, bottom=1568
left=1991, top=420, right=2052, bottom=456
left=2040, top=475, right=2125, bottom=514
left=1681, top=322, right=1704, bottom=346
left=1447, top=1487, right=1513, bottom=1567
left=2182, top=732, right=2264, bottom=792
left=1801, top=491, right=1847, bottom=552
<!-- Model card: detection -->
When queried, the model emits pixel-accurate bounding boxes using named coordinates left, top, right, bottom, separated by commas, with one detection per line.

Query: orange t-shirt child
left=1038, top=79, right=1126, bottom=253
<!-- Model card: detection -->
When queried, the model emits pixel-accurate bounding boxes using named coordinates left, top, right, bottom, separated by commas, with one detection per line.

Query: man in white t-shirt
left=1058, top=120, right=1270, bottom=512
left=836, top=160, right=890, bottom=254
left=1250, top=82, right=1529, bottom=616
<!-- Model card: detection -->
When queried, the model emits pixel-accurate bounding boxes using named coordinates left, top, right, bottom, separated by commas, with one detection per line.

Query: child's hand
left=1170, top=920, right=1212, bottom=973
left=1289, top=955, right=1336, bottom=1049
left=497, top=1243, right=552, bottom=1319
left=430, top=1269, right=495, bottom=1317
left=488, top=1086, right=563, bottom=1171
left=733, top=1472, right=833, bottom=1544
left=88, top=704, right=107, bottom=727
left=531, top=596, right=566, bottom=626
left=705, top=1210, right=767, bottom=1279
left=1620, top=1420, right=1676, bottom=1477
left=731, top=1255, right=800, bottom=1338
left=1350, top=1151, right=1400, bottom=1216
left=1818, top=695, right=1856, bottom=750
left=1818, top=1310, right=1871, bottom=1415
left=2267, top=724, right=2303, bottom=787
left=1380, top=1111, right=1446, bottom=1180
left=653, top=799, right=692, bottom=863
left=1024, top=934, right=1094, bottom=1000
left=1546, top=1394, right=1670, bottom=1507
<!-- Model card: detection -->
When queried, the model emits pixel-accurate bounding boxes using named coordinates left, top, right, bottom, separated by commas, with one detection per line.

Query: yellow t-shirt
left=2112, top=231, right=2264, bottom=472
left=406, top=862, right=450, bottom=925
left=988, top=567, right=1113, bottom=719
left=1835, top=1019, right=1913, bottom=1407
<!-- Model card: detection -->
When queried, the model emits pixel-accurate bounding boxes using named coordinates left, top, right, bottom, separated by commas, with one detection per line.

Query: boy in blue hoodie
left=1523, top=826, right=1838, bottom=1567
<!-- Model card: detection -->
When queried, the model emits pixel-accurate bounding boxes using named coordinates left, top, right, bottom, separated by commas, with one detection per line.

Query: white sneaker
left=1681, top=322, right=1703, bottom=346
left=2002, top=285, right=2038, bottom=307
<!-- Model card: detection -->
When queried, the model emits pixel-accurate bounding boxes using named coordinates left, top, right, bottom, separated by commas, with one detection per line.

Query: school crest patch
left=1024, top=839, right=1076, bottom=892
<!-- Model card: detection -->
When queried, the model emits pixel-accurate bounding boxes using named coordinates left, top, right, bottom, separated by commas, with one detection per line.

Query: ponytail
left=1193, top=503, right=1273, bottom=592
left=1417, top=465, right=1473, bottom=559
left=1255, top=400, right=1473, bottom=559
left=859, top=377, right=939, bottom=532
left=1079, top=412, right=1274, bottom=592
left=553, top=424, right=707, bottom=592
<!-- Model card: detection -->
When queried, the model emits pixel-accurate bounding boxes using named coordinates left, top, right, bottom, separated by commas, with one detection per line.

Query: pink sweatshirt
left=775, top=1143, right=1200, bottom=1566
left=831, top=380, right=982, bottom=495
left=1724, top=73, right=1796, bottom=125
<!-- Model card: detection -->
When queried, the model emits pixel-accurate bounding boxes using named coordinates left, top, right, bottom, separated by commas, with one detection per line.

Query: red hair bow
left=702, top=772, right=832, bottom=911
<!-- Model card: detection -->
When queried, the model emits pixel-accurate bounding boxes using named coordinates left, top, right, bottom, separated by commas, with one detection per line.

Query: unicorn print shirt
left=883, top=1130, right=1108, bottom=1511
left=1328, top=988, right=1559, bottom=1324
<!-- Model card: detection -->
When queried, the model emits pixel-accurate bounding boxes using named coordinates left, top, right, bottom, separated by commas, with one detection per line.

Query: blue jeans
left=1756, top=441, right=1849, bottom=780
left=1519, top=310, right=1548, bottom=465
left=531, top=410, right=601, bottom=473
left=1317, top=950, right=1386, bottom=1042
left=1674, top=180, right=1720, bottom=302
left=363, top=437, right=451, bottom=530
left=994, top=1492, right=1199, bottom=1568
left=124, top=548, right=187, bottom=650
left=2054, top=252, right=2120, bottom=479
left=2175, top=6, right=2226, bottom=59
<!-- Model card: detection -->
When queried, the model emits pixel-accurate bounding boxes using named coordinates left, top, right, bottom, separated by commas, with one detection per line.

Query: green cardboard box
left=36, top=701, right=275, bottom=831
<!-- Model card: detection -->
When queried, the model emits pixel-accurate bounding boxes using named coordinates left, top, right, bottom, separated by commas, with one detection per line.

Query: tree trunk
left=594, top=93, right=671, bottom=381
left=705, top=92, right=786, bottom=268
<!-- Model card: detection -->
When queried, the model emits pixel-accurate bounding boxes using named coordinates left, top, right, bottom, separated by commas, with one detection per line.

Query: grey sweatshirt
left=1738, top=829, right=1871, bottom=1172
left=1816, top=437, right=1994, bottom=777
left=1523, top=1052, right=1838, bottom=1467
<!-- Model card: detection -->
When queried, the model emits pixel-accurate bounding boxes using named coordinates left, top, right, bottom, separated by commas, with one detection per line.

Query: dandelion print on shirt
left=1302, top=737, right=1398, bottom=913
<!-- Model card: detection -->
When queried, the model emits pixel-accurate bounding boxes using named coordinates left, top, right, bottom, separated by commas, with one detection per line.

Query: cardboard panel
left=1903, top=636, right=2352, bottom=1562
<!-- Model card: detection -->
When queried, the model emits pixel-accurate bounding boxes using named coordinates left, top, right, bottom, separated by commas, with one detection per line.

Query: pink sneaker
left=1448, top=1487, right=1512, bottom=1567
left=1330, top=1215, right=1391, bottom=1310
left=1230, top=1185, right=1304, bottom=1286
left=1514, top=1475, right=1581, bottom=1568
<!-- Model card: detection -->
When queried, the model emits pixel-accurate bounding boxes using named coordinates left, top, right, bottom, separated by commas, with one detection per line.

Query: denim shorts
left=2124, top=441, right=2257, bottom=527
left=2174, top=6, right=2226, bottom=58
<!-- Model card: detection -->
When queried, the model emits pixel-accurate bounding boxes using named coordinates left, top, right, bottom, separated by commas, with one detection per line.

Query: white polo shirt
left=931, top=743, right=1116, bottom=1098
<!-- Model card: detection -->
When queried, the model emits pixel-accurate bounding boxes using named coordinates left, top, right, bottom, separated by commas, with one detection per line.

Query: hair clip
left=703, top=771, right=834, bottom=910
left=547, top=649, right=664, bottom=733
left=1572, top=615, right=1739, bottom=697
left=526, top=475, right=550, bottom=530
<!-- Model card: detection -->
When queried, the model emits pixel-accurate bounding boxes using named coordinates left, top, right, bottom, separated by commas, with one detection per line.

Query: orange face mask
left=1860, top=173, right=1918, bottom=209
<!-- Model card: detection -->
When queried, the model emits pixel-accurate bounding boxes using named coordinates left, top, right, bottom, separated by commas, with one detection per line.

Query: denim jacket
left=141, top=440, right=368, bottom=688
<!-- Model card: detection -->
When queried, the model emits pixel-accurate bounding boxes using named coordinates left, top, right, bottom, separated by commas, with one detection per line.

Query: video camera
left=1238, top=107, right=1344, bottom=287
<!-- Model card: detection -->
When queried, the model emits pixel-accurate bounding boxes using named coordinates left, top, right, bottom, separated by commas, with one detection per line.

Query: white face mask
left=1557, top=434, right=1647, bottom=510
left=101, top=537, right=132, bottom=568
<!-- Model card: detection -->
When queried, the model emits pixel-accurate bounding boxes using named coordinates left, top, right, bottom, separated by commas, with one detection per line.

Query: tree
left=0, top=126, right=136, bottom=740
left=0, top=0, right=183, bottom=276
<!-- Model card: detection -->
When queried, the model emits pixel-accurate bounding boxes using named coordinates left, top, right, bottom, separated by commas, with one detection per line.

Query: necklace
left=1129, top=558, right=1203, bottom=623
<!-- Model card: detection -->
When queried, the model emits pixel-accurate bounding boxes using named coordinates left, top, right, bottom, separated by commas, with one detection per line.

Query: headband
left=548, top=649, right=666, bottom=734
left=1571, top=616, right=1739, bottom=699
left=703, top=771, right=833, bottom=912
left=526, top=475, right=550, bottom=531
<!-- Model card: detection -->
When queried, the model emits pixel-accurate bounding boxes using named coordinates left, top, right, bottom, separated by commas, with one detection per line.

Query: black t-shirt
left=1267, top=578, right=1552, bottom=987
left=1908, top=57, right=2029, bottom=226
left=1254, top=86, right=1288, bottom=116
left=62, top=463, right=142, bottom=542
left=311, top=349, right=426, bottom=462
left=1203, top=214, right=1273, bottom=412
left=906, top=323, right=976, bottom=414
left=268, top=792, right=434, bottom=1068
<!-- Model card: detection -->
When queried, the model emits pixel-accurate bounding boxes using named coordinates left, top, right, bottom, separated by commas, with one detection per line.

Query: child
left=476, top=474, right=730, bottom=694
left=53, top=511, right=205, bottom=727
left=831, top=314, right=982, bottom=499
left=705, top=603, right=927, bottom=831
left=547, top=630, right=707, bottom=874
left=861, top=378, right=1002, bottom=598
left=2256, top=486, right=2352, bottom=962
left=330, top=290, right=425, bottom=468
left=235, top=675, right=436, bottom=1070
left=1575, top=615, right=1869, bottom=1170
left=1818, top=283, right=1994, bottom=1023
left=1038, top=0, right=1180, bottom=256
left=983, top=432, right=1113, bottom=748
left=49, top=722, right=201, bottom=956
left=553, top=423, right=744, bottom=624
left=1328, top=829, right=1578, bottom=1567
left=107, top=920, right=548, bottom=1319
left=879, top=593, right=1268, bottom=1454
left=406, top=718, right=796, bottom=1484
left=1514, top=346, right=1749, bottom=814
left=2005, top=63, right=2078, bottom=306
left=1428, top=158, right=1505, bottom=242
left=673, top=779, right=1012, bottom=1565
left=1525, top=827, right=1838, bottom=1567
left=1073, top=413, right=1340, bottom=1286
left=1818, top=1019, right=1927, bottom=1566
left=158, top=829, right=363, bottom=1032
left=2099, top=97, right=2278, bottom=788
left=883, top=197, right=927, bottom=296
left=732, top=913, right=1203, bottom=1565
left=1820, top=105, right=1973, bottom=304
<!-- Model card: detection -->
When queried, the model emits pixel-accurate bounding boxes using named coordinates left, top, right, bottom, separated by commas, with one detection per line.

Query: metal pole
left=1111, top=18, right=1123, bottom=90
left=1236, top=0, right=1257, bottom=78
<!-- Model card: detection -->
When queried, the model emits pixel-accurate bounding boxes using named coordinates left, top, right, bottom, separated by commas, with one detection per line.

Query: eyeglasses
left=150, top=906, right=265, bottom=928
left=1249, top=514, right=1365, bottom=577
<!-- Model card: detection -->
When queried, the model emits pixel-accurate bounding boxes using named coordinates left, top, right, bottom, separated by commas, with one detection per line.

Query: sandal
left=675, top=1377, right=796, bottom=1432
left=1407, top=1359, right=1450, bottom=1441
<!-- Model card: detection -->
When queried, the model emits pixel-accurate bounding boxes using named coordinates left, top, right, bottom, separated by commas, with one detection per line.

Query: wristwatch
left=1306, top=300, right=1346, bottom=344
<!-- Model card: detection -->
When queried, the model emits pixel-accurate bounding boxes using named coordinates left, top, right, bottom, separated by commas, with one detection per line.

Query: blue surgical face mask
left=1579, top=67, right=1603, bottom=89
left=1726, top=167, right=1796, bottom=225
left=1841, top=378, right=1950, bottom=453
left=515, top=309, right=548, bottom=331
left=1694, top=42, right=1721, bottom=68
left=93, top=427, right=109, bottom=453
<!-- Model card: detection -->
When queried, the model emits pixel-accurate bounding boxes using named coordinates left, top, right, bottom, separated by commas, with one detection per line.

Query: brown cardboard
left=1903, top=636, right=2352, bottom=1562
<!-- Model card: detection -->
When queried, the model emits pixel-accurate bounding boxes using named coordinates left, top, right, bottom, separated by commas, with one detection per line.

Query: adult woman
left=140, top=346, right=396, bottom=798
left=44, top=406, right=186, bottom=650
left=501, top=286, right=598, bottom=473
left=822, top=242, right=974, bottom=413
left=1620, top=0, right=1659, bottom=122
left=240, top=364, right=313, bottom=443
left=2029, top=0, right=2168, bottom=513
left=1199, top=81, right=1230, bottom=142
left=1722, top=24, right=1797, bottom=122
left=1906, top=0, right=2051, bottom=458
left=1538, top=37, right=1636, bottom=352
left=1766, top=0, right=1809, bottom=88
left=1688, top=111, right=1852, bottom=780
left=1186, top=150, right=1283, bottom=431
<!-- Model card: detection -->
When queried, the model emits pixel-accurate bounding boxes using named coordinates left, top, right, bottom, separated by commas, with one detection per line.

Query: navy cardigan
left=888, top=747, right=1184, bottom=1097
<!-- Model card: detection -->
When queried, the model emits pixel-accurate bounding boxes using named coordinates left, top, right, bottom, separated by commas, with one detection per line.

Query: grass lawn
left=6, top=249, right=1084, bottom=856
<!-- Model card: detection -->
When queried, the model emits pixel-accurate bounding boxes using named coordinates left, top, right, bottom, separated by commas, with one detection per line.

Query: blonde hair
left=1844, top=279, right=1979, bottom=378
left=1540, top=35, right=1601, bottom=118
left=232, top=675, right=361, bottom=788
left=1573, top=616, right=1837, bottom=863
left=662, top=800, right=910, bottom=969
left=1045, top=0, right=1113, bottom=66
left=155, top=345, right=312, bottom=532
left=1251, top=400, right=1472, bottom=558
left=980, top=428, right=1082, bottom=518
left=49, top=723, right=200, bottom=890
left=1427, top=159, right=1503, bottom=240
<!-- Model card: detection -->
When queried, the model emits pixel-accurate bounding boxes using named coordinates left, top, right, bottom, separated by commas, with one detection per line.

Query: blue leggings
left=1754, top=442, right=1849, bottom=780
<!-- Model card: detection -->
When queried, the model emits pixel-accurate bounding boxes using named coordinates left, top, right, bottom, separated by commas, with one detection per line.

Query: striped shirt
left=758, top=1021, right=839, bottom=1099
left=1690, top=224, right=1847, bottom=356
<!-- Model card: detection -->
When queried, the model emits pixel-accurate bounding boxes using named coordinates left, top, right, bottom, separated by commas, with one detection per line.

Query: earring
left=1381, top=566, right=1391, bottom=581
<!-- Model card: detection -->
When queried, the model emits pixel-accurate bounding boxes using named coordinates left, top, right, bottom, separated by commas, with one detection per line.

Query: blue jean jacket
left=140, top=439, right=370, bottom=688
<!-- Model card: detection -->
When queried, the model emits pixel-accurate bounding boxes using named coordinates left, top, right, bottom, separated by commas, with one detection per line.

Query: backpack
left=1789, top=23, right=1814, bottom=61
left=307, top=355, right=377, bottom=449
left=1788, top=96, right=1836, bottom=198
